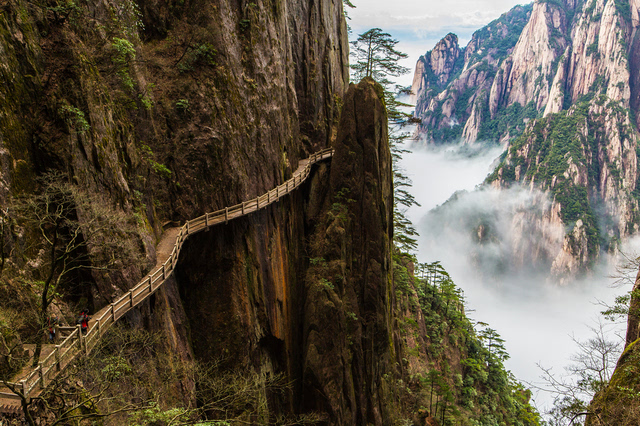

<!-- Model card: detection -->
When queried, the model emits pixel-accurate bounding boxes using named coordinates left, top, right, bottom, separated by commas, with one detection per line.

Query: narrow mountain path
left=0, top=148, right=334, bottom=415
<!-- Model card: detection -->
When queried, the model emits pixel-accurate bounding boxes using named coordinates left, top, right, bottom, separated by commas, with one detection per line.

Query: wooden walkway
left=0, top=148, right=334, bottom=413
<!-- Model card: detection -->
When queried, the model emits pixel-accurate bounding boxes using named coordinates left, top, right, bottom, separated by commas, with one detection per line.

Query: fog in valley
left=399, top=142, right=635, bottom=412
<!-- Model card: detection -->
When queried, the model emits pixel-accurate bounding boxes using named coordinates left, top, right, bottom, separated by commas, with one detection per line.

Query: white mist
left=399, top=142, right=630, bottom=414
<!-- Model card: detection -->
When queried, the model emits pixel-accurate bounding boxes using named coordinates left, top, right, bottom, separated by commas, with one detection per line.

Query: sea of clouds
left=399, top=141, right=637, bottom=413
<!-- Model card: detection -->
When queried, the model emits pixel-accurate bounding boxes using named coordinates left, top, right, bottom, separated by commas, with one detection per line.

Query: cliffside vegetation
left=348, top=28, right=541, bottom=425
left=487, top=96, right=640, bottom=273
left=390, top=259, right=542, bottom=425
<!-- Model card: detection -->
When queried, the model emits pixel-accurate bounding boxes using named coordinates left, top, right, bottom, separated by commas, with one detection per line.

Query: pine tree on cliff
left=350, top=28, right=408, bottom=85
left=350, top=28, right=419, bottom=252
left=350, top=28, right=413, bottom=122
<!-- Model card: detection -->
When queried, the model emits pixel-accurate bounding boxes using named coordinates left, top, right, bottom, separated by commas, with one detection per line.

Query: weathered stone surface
left=0, top=0, right=349, bottom=417
left=301, top=78, right=394, bottom=424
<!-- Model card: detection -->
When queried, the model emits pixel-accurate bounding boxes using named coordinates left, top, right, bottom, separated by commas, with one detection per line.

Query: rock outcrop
left=587, top=265, right=640, bottom=425
left=411, top=0, right=640, bottom=278
left=300, top=77, right=393, bottom=424
left=488, top=99, right=640, bottom=278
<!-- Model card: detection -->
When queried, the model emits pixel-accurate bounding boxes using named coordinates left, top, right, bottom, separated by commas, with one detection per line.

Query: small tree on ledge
left=12, top=172, right=142, bottom=366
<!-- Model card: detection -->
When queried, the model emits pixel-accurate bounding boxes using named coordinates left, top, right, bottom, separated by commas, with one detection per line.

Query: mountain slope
left=412, top=0, right=640, bottom=278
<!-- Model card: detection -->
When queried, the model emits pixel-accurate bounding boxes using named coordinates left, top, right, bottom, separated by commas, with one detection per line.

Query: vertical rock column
left=301, top=77, right=394, bottom=425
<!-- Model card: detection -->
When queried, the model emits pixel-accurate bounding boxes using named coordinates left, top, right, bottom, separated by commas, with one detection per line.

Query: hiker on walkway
left=77, top=309, right=91, bottom=334
left=48, top=315, right=59, bottom=342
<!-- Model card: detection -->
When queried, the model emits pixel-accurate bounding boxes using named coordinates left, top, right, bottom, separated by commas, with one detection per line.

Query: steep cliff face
left=300, top=77, right=394, bottom=424
left=411, top=0, right=640, bottom=278
left=0, top=0, right=349, bottom=419
left=488, top=99, right=640, bottom=276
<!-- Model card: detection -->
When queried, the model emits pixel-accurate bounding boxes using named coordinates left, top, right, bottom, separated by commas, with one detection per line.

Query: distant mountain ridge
left=411, top=3, right=534, bottom=143
left=413, top=0, right=640, bottom=278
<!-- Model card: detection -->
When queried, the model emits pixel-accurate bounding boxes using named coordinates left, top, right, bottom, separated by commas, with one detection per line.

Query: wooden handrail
left=0, top=148, right=334, bottom=405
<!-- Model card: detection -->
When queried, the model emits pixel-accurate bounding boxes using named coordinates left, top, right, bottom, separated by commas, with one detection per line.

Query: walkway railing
left=0, top=147, right=334, bottom=404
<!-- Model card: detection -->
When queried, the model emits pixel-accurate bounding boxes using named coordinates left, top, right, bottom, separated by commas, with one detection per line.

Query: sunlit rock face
left=410, top=0, right=640, bottom=280
left=411, top=0, right=639, bottom=145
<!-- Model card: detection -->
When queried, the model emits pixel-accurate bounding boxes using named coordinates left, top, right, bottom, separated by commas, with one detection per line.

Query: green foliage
left=478, top=100, right=538, bottom=142
left=350, top=28, right=409, bottom=84
left=586, top=40, right=599, bottom=57
left=111, top=37, right=136, bottom=90
left=111, top=37, right=136, bottom=65
left=319, top=278, right=335, bottom=291
left=138, top=94, right=153, bottom=110
left=177, top=43, right=218, bottom=73
left=175, top=98, right=190, bottom=112
left=140, top=144, right=172, bottom=179
left=465, top=3, right=533, bottom=68
left=149, top=160, right=172, bottom=179
left=59, top=104, right=90, bottom=133
left=410, top=262, right=541, bottom=425
left=615, top=0, right=632, bottom=22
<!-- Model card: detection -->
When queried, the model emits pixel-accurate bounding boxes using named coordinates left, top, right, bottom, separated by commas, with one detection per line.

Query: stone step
left=0, top=401, right=21, bottom=416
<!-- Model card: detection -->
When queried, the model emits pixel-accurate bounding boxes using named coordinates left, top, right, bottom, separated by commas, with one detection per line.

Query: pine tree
left=350, top=28, right=420, bottom=253
left=343, top=0, right=355, bottom=34
left=350, top=28, right=409, bottom=85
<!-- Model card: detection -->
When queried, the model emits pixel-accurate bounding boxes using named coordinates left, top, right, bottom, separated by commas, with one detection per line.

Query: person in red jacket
left=77, top=308, right=91, bottom=334
left=47, top=315, right=58, bottom=342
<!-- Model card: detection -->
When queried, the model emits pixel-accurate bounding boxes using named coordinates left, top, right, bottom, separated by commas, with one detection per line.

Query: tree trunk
left=31, top=309, right=46, bottom=367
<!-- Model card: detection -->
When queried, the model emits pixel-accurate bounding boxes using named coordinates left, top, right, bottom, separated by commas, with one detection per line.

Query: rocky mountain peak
left=431, top=33, right=461, bottom=84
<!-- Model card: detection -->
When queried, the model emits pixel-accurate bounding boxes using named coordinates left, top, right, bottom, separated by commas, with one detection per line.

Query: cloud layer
left=400, top=142, right=631, bottom=413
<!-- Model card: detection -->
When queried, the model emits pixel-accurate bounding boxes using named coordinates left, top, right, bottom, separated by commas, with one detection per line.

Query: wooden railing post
left=267, top=191, right=270, bottom=204
left=111, top=303, right=116, bottom=322
left=148, top=276, right=153, bottom=293
left=97, top=318, right=101, bottom=335
left=129, top=291, right=134, bottom=308
left=256, top=198, right=259, bottom=210
left=225, top=207, right=229, bottom=223
left=77, top=324, right=84, bottom=353
left=55, top=345, right=61, bottom=371
left=162, top=263, right=166, bottom=280
left=205, top=213, right=209, bottom=228
left=241, top=202, right=245, bottom=215
left=21, top=379, right=28, bottom=400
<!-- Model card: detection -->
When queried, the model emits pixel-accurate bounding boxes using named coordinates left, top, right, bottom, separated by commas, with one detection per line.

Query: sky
left=348, top=0, right=529, bottom=87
